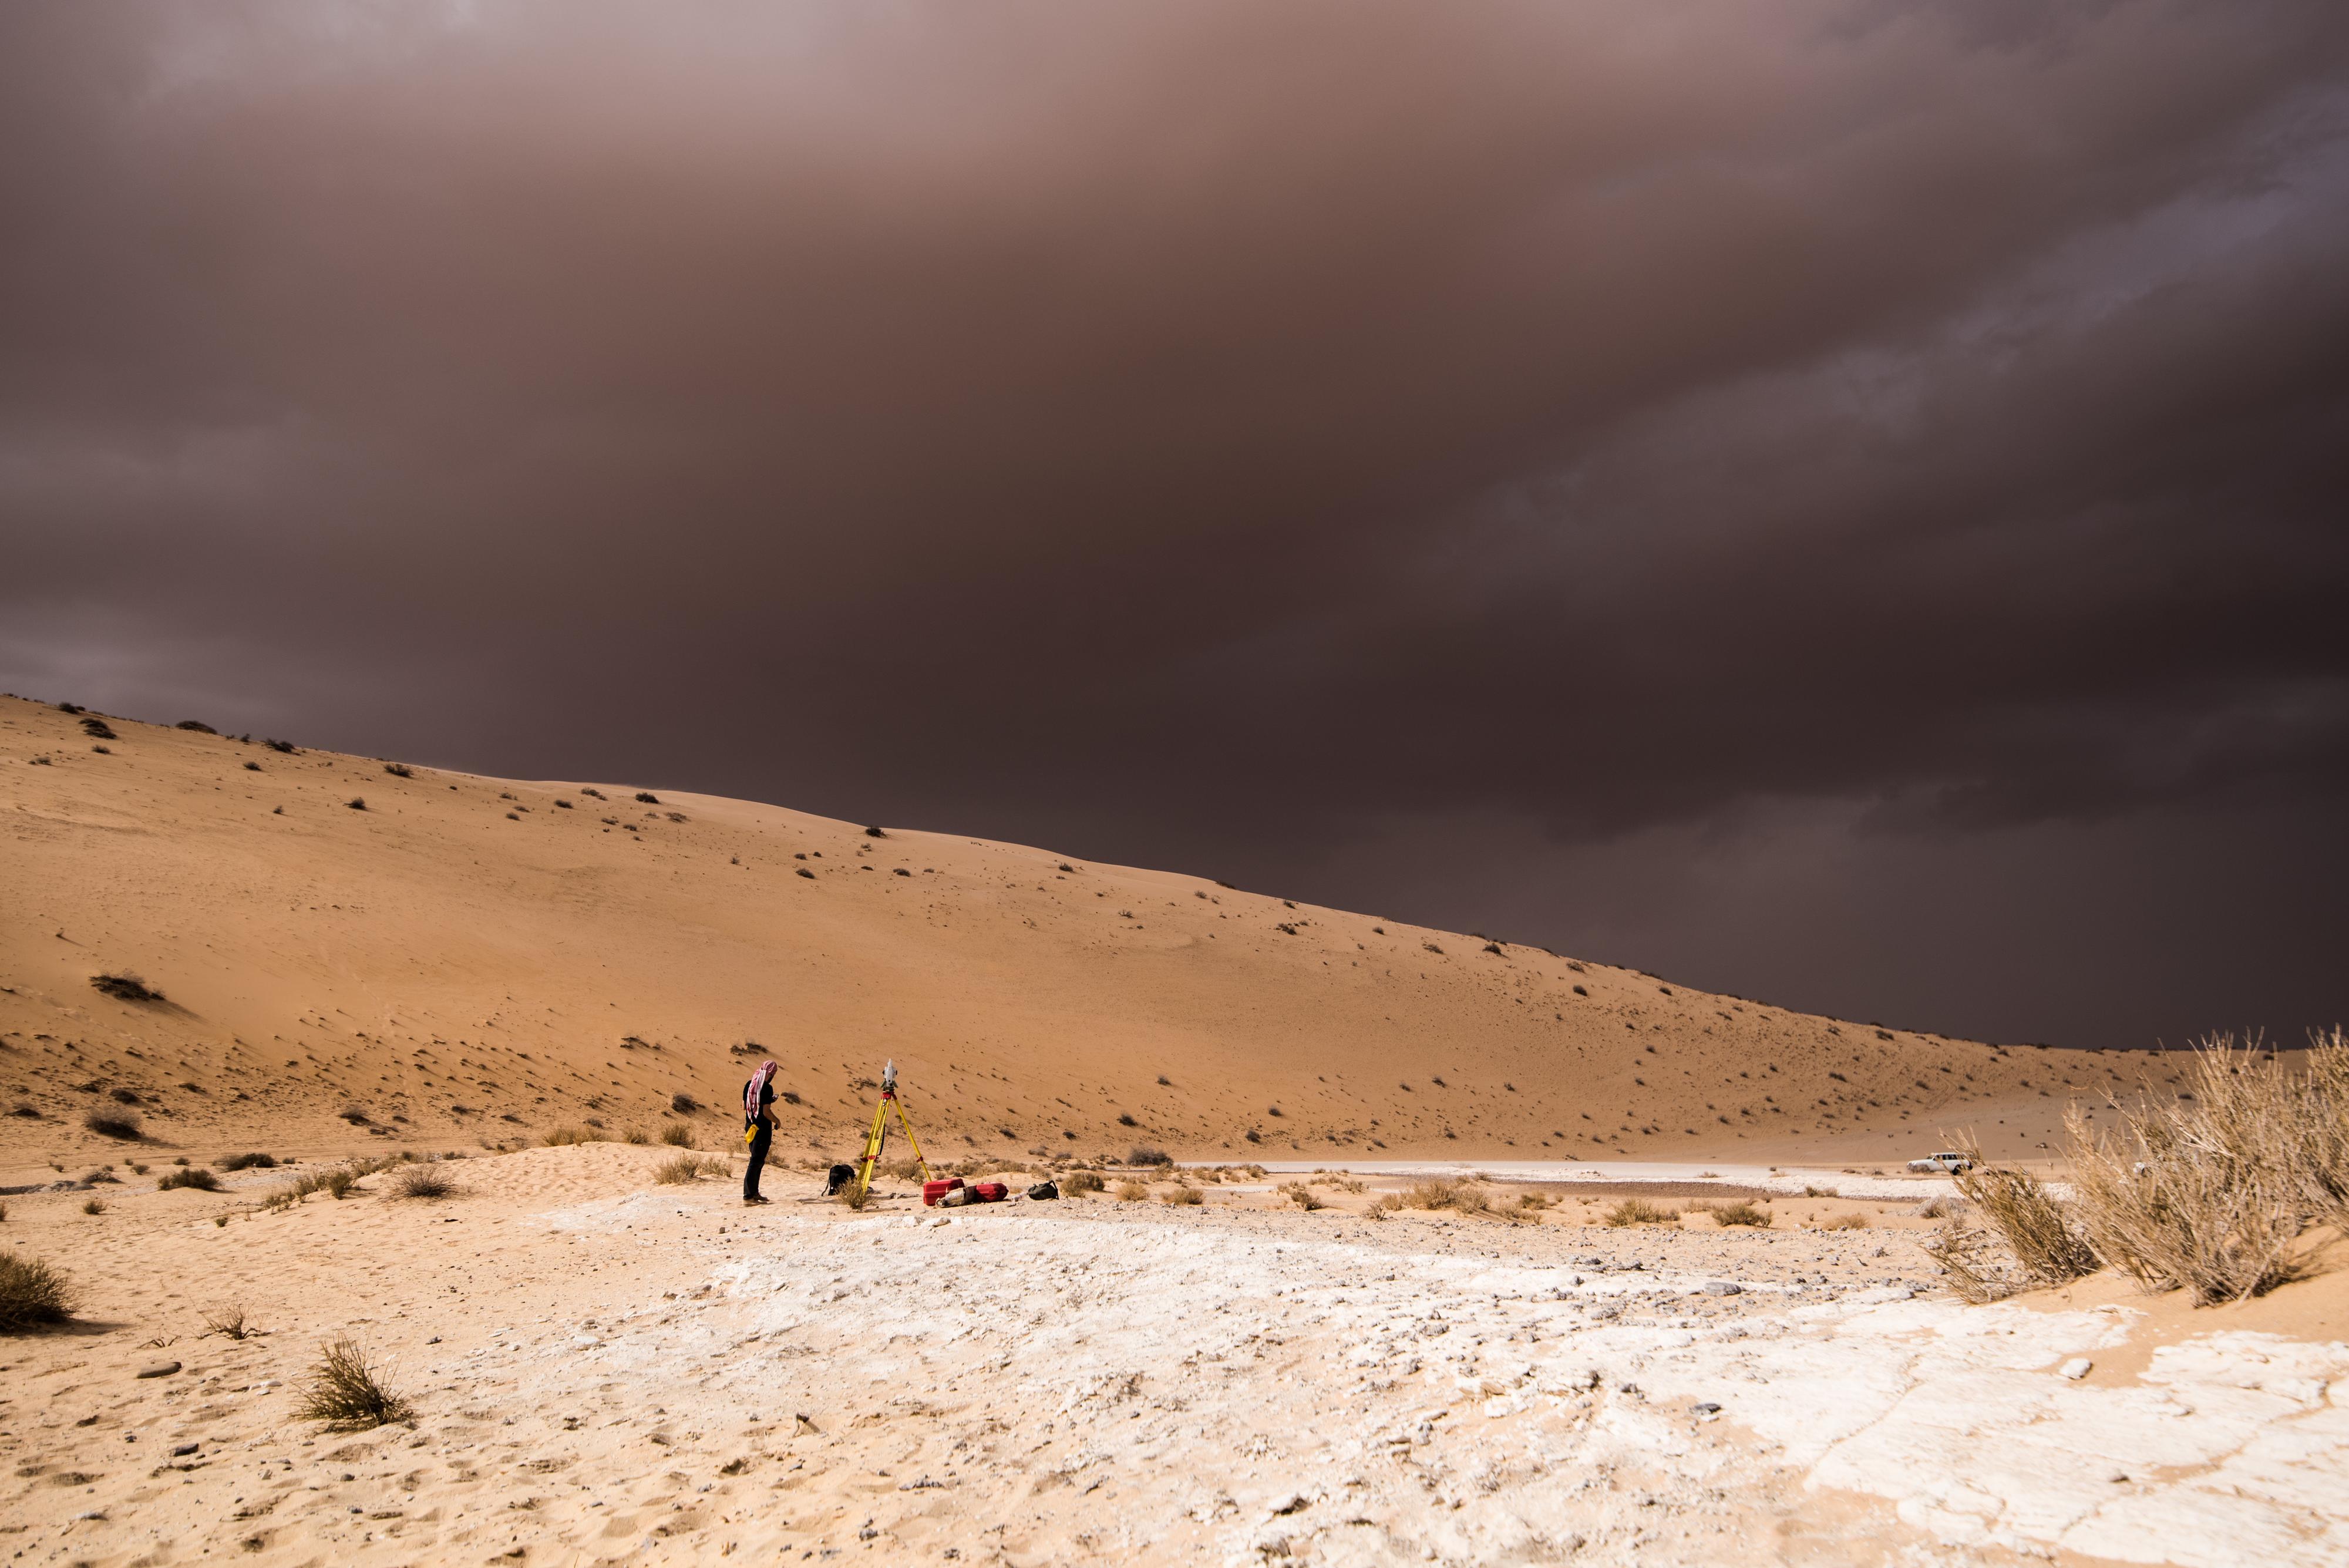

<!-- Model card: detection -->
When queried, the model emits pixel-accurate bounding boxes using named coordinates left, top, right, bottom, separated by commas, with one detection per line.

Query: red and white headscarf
left=743, top=1059, right=778, bottom=1119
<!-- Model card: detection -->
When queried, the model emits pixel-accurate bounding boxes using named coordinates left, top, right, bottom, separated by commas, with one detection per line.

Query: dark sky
left=6, top=2, right=2347, bottom=1050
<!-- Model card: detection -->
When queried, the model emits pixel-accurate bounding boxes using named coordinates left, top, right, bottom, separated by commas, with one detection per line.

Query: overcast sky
left=6, top=2, right=2346, bottom=1049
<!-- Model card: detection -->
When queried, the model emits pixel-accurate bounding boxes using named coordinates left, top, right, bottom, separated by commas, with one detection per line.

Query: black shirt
left=746, top=1079, right=776, bottom=1127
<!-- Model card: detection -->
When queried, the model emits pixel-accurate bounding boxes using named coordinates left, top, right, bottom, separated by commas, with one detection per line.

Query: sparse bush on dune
left=1126, top=1146, right=1170, bottom=1167
left=1711, top=1200, right=1771, bottom=1227
left=1923, top=1139, right=2096, bottom=1302
left=81, top=1198, right=106, bottom=1216
left=299, top=1337, right=412, bottom=1428
left=158, top=1167, right=220, bottom=1192
left=216, top=1152, right=277, bottom=1171
left=389, top=1164, right=456, bottom=1200
left=1820, top=1211, right=1867, bottom=1230
left=1115, top=1181, right=1149, bottom=1201
left=0, top=1251, right=74, bottom=1330
left=659, top=1123, right=695, bottom=1148
left=1278, top=1182, right=1323, bottom=1210
left=83, top=1111, right=140, bottom=1140
left=623, top=1126, right=651, bottom=1145
left=90, top=973, right=163, bottom=1003
left=201, top=1302, right=254, bottom=1340
left=671, top=1093, right=699, bottom=1115
left=1605, top=1197, right=1678, bottom=1227
left=542, top=1125, right=597, bottom=1146
left=1063, top=1170, right=1105, bottom=1195
left=1164, top=1185, right=1204, bottom=1206
left=654, top=1153, right=725, bottom=1185
left=1399, top=1179, right=1493, bottom=1216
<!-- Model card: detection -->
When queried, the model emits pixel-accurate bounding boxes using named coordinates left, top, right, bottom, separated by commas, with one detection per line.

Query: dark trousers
left=743, top=1121, right=772, bottom=1199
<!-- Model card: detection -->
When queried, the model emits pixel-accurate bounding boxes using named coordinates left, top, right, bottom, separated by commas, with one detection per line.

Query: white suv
left=1907, top=1151, right=1974, bottom=1174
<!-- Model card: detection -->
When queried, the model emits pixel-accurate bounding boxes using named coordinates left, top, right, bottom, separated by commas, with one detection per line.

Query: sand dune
left=2, top=694, right=2175, bottom=1175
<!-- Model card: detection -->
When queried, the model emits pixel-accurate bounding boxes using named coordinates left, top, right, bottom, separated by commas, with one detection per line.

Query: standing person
left=741, top=1058, right=779, bottom=1204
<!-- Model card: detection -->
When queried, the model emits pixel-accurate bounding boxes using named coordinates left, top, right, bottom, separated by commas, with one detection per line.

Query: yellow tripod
left=850, top=1059, right=933, bottom=1204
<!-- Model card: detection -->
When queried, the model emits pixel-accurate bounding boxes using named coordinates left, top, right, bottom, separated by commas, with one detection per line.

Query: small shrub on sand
left=1922, top=1220, right=2019, bottom=1305
left=83, top=1111, right=141, bottom=1140
left=216, top=1152, right=277, bottom=1171
left=1801, top=1185, right=1839, bottom=1198
left=671, top=1093, right=699, bottom=1115
left=1820, top=1211, right=1867, bottom=1230
left=1605, top=1197, right=1679, bottom=1227
left=298, top=1338, right=412, bottom=1428
left=1163, top=1185, right=1204, bottom=1206
left=623, top=1127, right=651, bottom=1145
left=202, top=1303, right=254, bottom=1340
left=1712, top=1200, right=1771, bottom=1227
left=82, top=1197, right=107, bottom=1215
left=0, top=1251, right=74, bottom=1330
left=542, top=1125, right=596, bottom=1146
left=1126, top=1146, right=1172, bottom=1167
left=1062, top=1170, right=1105, bottom=1195
left=1278, top=1182, right=1322, bottom=1211
left=90, top=973, right=164, bottom=1002
left=158, top=1167, right=221, bottom=1192
left=1114, top=1181, right=1149, bottom=1201
left=1399, top=1178, right=1492, bottom=1216
left=389, top=1165, right=456, bottom=1200
left=659, top=1123, right=695, bottom=1148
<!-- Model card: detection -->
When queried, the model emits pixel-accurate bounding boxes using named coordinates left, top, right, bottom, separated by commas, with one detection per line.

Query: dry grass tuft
left=1278, top=1182, right=1324, bottom=1211
left=541, top=1125, right=597, bottom=1146
left=1921, top=1220, right=2018, bottom=1305
left=652, top=1153, right=717, bottom=1185
left=298, top=1338, right=412, bottom=1428
left=1163, top=1185, right=1204, bottom=1206
left=1820, top=1211, right=1868, bottom=1230
left=1114, top=1181, right=1149, bottom=1202
left=0, top=1251, right=75, bottom=1330
left=81, top=1198, right=106, bottom=1216
left=622, top=1126, right=651, bottom=1145
left=659, top=1123, right=696, bottom=1149
left=389, top=1164, right=457, bottom=1200
left=216, top=1152, right=277, bottom=1171
left=1604, top=1197, right=1680, bottom=1227
left=2061, top=1036, right=2338, bottom=1304
left=1711, top=1200, right=1771, bottom=1227
left=83, top=1111, right=141, bottom=1140
left=1937, top=1138, right=2096, bottom=1297
left=157, top=1167, right=221, bottom=1192
left=202, top=1302, right=254, bottom=1339
left=1062, top=1170, right=1105, bottom=1195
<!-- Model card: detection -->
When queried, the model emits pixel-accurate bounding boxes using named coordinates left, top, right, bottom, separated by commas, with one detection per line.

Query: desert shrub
left=1114, top=1181, right=1149, bottom=1201
left=1820, top=1211, right=1867, bottom=1230
left=1516, top=1192, right=1553, bottom=1212
left=216, top=1152, right=276, bottom=1171
left=90, top=974, right=163, bottom=1002
left=1712, top=1200, right=1771, bottom=1227
left=1164, top=1186, right=1204, bottom=1206
left=1401, top=1179, right=1491, bottom=1216
left=83, top=1111, right=140, bottom=1140
left=1116, top=1113, right=1138, bottom=1128
left=1604, top=1197, right=1679, bottom=1227
left=653, top=1153, right=709, bottom=1185
left=383, top=762, right=412, bottom=778
left=2059, top=1037, right=2336, bottom=1305
left=1126, top=1146, right=1171, bottom=1167
left=109, top=1086, right=141, bottom=1105
left=324, top=1169, right=361, bottom=1199
left=158, top=1167, right=221, bottom=1192
left=264, top=738, right=297, bottom=753
left=202, top=1302, right=253, bottom=1339
left=346, top=797, right=366, bottom=810
left=623, top=1126, right=651, bottom=1145
left=862, top=824, right=884, bottom=836
left=1063, top=1170, right=1105, bottom=1194
left=389, top=1165, right=455, bottom=1200
left=542, top=1125, right=596, bottom=1146
left=338, top=1106, right=370, bottom=1124
left=1917, top=1195, right=1960, bottom=1219
left=299, top=1338, right=412, bottom=1428
left=1801, top=1185, right=1838, bottom=1198
left=0, top=1251, right=74, bottom=1330
left=659, top=1123, right=695, bottom=1148
left=1278, top=1182, right=1322, bottom=1211
left=82, top=1198, right=106, bottom=1215
left=1944, top=1138, right=2097, bottom=1293
left=671, top=1093, right=699, bottom=1115
left=635, top=791, right=661, bottom=803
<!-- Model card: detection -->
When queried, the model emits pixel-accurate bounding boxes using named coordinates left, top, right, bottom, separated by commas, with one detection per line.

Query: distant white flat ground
left=1240, top=1158, right=1953, bottom=1200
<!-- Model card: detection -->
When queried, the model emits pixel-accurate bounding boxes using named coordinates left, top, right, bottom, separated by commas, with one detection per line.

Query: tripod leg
left=892, top=1098, right=934, bottom=1184
left=852, top=1097, right=890, bottom=1203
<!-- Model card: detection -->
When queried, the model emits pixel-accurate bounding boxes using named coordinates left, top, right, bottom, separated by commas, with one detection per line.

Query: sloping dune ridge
left=3, top=694, right=2150, bottom=1165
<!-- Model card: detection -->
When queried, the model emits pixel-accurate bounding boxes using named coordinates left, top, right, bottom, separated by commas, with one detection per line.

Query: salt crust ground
left=4, top=1147, right=2344, bottom=1567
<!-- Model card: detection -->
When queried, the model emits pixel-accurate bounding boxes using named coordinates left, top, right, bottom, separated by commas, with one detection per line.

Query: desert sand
left=6, top=695, right=2346, bottom=1566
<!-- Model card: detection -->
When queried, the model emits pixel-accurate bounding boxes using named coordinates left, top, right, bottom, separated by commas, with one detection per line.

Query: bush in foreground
left=158, top=1167, right=220, bottom=1192
left=0, top=1251, right=73, bottom=1331
left=1604, top=1197, right=1678, bottom=1227
left=389, top=1165, right=456, bottom=1200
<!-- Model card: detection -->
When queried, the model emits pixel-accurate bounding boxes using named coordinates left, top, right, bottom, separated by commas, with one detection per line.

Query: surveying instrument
left=847, top=1059, right=933, bottom=1204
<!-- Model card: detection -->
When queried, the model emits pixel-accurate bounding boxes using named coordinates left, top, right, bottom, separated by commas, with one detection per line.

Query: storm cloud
left=5, top=1, right=2347, bottom=1047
